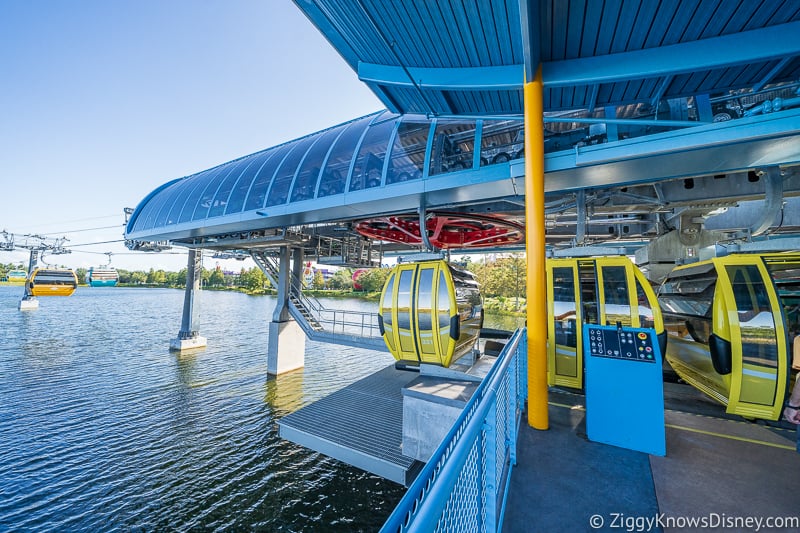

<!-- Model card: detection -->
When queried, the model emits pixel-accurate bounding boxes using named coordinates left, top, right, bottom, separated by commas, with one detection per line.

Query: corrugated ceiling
left=293, top=0, right=800, bottom=115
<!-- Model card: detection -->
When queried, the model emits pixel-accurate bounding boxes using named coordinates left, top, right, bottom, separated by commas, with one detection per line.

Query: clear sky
left=0, top=0, right=383, bottom=273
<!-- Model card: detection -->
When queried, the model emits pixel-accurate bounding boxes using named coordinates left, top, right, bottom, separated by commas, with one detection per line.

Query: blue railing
left=381, top=328, right=528, bottom=533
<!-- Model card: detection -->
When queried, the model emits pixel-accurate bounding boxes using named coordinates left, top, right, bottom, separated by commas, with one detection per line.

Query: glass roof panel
left=244, top=144, right=294, bottom=211
left=168, top=171, right=214, bottom=227
left=350, top=115, right=399, bottom=191
left=138, top=180, right=185, bottom=231
left=428, top=119, right=478, bottom=177
left=192, top=163, right=240, bottom=221
left=224, top=150, right=274, bottom=215
left=386, top=117, right=429, bottom=184
left=479, top=119, right=524, bottom=167
left=152, top=179, right=193, bottom=228
left=265, top=135, right=319, bottom=208
left=318, top=115, right=374, bottom=198
left=207, top=157, right=255, bottom=219
left=290, top=126, right=345, bottom=203
left=163, top=177, right=204, bottom=226
left=178, top=165, right=230, bottom=224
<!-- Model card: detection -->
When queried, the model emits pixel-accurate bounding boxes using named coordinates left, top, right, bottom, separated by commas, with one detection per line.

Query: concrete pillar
left=267, top=246, right=305, bottom=375
left=19, top=249, right=39, bottom=310
left=170, top=248, right=207, bottom=351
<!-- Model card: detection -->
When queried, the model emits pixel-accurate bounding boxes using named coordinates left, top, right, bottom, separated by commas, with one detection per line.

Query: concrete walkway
left=503, top=388, right=799, bottom=532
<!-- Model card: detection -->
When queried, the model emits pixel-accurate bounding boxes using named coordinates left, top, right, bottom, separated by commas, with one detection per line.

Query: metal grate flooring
left=278, top=364, right=423, bottom=486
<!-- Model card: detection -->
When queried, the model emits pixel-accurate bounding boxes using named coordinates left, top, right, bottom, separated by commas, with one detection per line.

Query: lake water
left=0, top=286, right=522, bottom=531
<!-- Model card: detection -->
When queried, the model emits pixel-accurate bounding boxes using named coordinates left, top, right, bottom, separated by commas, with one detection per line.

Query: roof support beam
left=544, top=21, right=800, bottom=88
left=519, top=0, right=541, bottom=84
left=358, top=62, right=524, bottom=91
left=753, top=57, right=792, bottom=92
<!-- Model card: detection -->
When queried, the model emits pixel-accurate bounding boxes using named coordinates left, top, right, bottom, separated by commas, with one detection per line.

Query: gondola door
left=394, top=264, right=418, bottom=362
left=717, top=257, right=788, bottom=420
left=413, top=263, right=443, bottom=365
left=547, top=260, right=583, bottom=388
left=597, top=258, right=636, bottom=329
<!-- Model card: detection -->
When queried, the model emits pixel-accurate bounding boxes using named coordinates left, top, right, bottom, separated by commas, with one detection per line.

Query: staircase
left=251, top=251, right=386, bottom=351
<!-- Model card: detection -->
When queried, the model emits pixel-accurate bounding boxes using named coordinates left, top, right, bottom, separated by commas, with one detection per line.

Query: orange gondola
left=27, top=268, right=78, bottom=297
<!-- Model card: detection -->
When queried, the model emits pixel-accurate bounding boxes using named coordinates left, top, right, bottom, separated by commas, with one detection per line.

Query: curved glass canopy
left=125, top=111, right=526, bottom=237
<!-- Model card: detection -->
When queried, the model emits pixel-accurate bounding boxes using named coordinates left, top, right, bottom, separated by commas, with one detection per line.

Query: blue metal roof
left=125, top=0, right=800, bottom=248
left=294, top=0, right=800, bottom=115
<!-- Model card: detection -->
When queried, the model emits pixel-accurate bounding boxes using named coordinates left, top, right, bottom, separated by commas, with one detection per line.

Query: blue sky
left=0, top=0, right=383, bottom=272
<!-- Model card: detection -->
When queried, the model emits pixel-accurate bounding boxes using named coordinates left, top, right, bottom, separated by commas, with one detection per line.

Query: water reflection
left=0, top=286, right=518, bottom=531
left=265, top=370, right=305, bottom=415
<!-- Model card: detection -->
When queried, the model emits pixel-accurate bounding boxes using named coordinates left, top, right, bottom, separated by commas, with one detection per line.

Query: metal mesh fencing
left=381, top=328, right=527, bottom=533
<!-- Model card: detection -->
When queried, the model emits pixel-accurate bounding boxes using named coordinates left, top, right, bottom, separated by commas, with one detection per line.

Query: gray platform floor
left=278, top=365, right=424, bottom=486
left=503, top=388, right=800, bottom=532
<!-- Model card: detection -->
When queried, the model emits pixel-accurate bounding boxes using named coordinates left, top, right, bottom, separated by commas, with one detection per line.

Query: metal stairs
left=251, top=251, right=386, bottom=351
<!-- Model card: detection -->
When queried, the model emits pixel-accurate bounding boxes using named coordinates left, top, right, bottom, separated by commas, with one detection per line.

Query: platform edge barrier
left=380, top=328, right=527, bottom=533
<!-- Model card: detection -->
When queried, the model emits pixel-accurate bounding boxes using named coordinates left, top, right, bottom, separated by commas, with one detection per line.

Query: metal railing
left=251, top=250, right=384, bottom=343
left=381, top=328, right=527, bottom=533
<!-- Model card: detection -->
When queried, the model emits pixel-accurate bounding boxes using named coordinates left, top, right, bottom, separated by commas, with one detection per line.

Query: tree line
left=118, top=255, right=527, bottom=298
left=2, top=256, right=528, bottom=310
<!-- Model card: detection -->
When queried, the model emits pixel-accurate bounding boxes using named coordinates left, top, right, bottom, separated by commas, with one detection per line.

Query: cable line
left=39, top=224, right=124, bottom=236
left=68, top=239, right=126, bottom=247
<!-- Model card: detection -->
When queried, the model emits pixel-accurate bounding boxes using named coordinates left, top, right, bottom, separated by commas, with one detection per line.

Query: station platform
left=278, top=351, right=501, bottom=486
left=278, top=365, right=424, bottom=486
left=503, top=387, right=800, bottom=532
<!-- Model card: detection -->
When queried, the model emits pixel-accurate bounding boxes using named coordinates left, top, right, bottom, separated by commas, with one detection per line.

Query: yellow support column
left=524, top=65, right=548, bottom=429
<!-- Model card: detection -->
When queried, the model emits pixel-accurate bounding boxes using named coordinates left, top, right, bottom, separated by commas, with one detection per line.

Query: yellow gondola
left=27, top=268, right=78, bottom=297
left=659, top=253, right=799, bottom=421
left=378, top=259, right=483, bottom=368
left=547, top=255, right=665, bottom=389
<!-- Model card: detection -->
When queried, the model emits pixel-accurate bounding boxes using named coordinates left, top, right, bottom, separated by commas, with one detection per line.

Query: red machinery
left=354, top=212, right=524, bottom=249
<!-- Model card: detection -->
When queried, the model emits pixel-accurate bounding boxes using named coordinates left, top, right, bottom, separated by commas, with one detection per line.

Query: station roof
left=294, top=0, right=800, bottom=115
left=125, top=112, right=528, bottom=240
left=125, top=1, right=800, bottom=251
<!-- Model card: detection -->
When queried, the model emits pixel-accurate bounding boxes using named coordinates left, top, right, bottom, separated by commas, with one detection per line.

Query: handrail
left=252, top=250, right=382, bottom=339
left=381, top=328, right=527, bottom=533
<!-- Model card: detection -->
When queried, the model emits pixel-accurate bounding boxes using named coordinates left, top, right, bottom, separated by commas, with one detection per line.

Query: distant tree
left=239, top=266, right=268, bottom=292
left=312, top=270, right=326, bottom=290
left=164, top=270, right=181, bottom=287
left=146, top=268, right=167, bottom=285
left=130, top=271, right=147, bottom=284
left=75, top=267, right=87, bottom=284
left=328, top=268, right=354, bottom=290
left=208, top=269, right=225, bottom=287
left=175, top=268, right=188, bottom=287
left=471, top=254, right=526, bottom=299
left=356, top=267, right=391, bottom=293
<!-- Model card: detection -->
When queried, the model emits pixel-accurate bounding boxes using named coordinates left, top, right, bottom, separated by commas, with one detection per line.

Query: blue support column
left=170, top=248, right=207, bottom=351
left=18, top=250, right=39, bottom=310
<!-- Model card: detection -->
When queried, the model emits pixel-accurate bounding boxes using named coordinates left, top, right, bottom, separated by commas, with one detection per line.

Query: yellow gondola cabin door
left=718, top=257, right=787, bottom=420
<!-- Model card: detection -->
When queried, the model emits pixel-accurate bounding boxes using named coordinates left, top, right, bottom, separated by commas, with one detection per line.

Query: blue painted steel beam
left=518, top=0, right=541, bottom=84
left=358, top=62, right=524, bottom=90
left=544, top=116, right=700, bottom=128
left=545, top=21, right=800, bottom=88
left=753, top=57, right=792, bottom=92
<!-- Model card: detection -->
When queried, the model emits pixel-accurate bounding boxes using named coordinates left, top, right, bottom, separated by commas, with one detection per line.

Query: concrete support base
left=169, top=335, right=207, bottom=352
left=19, top=297, right=39, bottom=311
left=402, top=376, right=479, bottom=462
left=268, top=319, right=305, bottom=375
